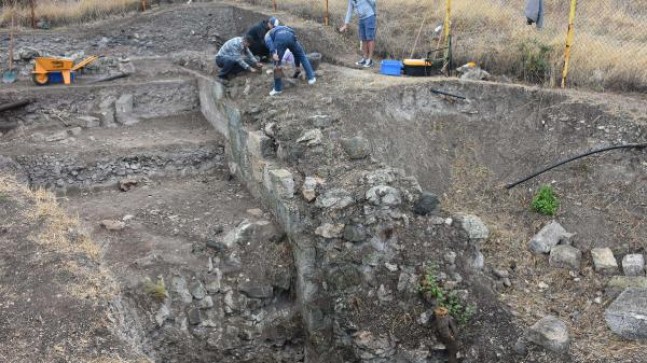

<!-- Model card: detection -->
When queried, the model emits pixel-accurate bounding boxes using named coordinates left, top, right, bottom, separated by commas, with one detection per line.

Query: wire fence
left=241, top=0, right=647, bottom=92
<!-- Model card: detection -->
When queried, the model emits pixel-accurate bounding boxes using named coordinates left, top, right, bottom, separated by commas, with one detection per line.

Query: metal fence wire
left=246, top=0, right=647, bottom=92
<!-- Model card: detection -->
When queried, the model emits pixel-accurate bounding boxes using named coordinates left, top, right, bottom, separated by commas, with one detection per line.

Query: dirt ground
left=0, top=2, right=645, bottom=363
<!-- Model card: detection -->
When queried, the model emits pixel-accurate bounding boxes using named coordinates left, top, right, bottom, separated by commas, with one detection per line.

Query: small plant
left=532, top=184, right=560, bottom=216
left=420, top=265, right=476, bottom=325
left=143, top=276, right=168, bottom=302
left=518, top=38, right=553, bottom=84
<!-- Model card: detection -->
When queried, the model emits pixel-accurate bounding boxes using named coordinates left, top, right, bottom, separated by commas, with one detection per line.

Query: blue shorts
left=358, top=15, right=376, bottom=41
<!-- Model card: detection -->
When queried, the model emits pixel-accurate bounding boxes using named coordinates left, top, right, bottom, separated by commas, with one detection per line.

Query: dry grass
left=242, top=0, right=646, bottom=91
left=0, top=0, right=643, bottom=89
left=0, top=0, right=141, bottom=27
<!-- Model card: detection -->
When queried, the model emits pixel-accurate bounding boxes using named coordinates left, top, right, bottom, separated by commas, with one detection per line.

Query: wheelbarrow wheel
left=33, top=73, right=49, bottom=85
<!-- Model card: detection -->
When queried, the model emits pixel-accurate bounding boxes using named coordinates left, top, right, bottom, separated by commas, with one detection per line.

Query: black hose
left=91, top=72, right=129, bottom=84
left=505, top=142, right=647, bottom=190
left=430, top=88, right=466, bottom=100
left=0, top=99, right=31, bottom=113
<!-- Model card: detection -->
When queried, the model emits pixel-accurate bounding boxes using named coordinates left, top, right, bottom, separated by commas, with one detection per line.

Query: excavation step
left=61, top=176, right=303, bottom=362
left=0, top=112, right=224, bottom=190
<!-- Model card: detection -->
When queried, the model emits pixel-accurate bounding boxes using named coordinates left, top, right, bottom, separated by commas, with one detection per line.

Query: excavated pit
left=1, top=3, right=646, bottom=363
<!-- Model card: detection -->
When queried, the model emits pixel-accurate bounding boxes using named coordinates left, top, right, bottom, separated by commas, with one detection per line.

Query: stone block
left=315, top=223, right=344, bottom=239
left=413, top=192, right=439, bottom=215
left=622, top=254, right=645, bottom=276
left=459, top=214, right=489, bottom=240
left=605, top=288, right=647, bottom=339
left=549, top=245, right=582, bottom=270
left=366, top=185, right=401, bottom=207
left=592, top=248, right=618, bottom=275
left=267, top=168, right=295, bottom=199
left=341, top=136, right=371, bottom=159
left=529, top=221, right=573, bottom=254
left=302, top=176, right=318, bottom=202
left=605, top=276, right=647, bottom=298
left=115, top=94, right=139, bottom=126
left=527, top=316, right=570, bottom=352
left=247, top=130, right=275, bottom=158
left=315, top=188, right=354, bottom=209
left=238, top=281, right=274, bottom=299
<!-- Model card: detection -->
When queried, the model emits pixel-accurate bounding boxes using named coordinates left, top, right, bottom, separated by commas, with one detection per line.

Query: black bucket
left=307, top=52, right=322, bottom=71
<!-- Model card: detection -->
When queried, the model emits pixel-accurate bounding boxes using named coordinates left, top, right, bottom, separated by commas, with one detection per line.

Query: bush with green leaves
left=532, top=184, right=560, bottom=216
left=419, top=264, right=476, bottom=325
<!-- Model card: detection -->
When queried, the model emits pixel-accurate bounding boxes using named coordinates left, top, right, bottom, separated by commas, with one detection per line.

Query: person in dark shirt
left=246, top=17, right=280, bottom=61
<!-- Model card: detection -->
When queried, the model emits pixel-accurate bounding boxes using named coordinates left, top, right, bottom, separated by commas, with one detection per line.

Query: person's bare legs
left=366, top=40, right=375, bottom=61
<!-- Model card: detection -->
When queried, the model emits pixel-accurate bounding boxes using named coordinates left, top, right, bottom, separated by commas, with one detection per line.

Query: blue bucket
left=48, top=71, right=76, bottom=84
left=380, top=60, right=402, bottom=76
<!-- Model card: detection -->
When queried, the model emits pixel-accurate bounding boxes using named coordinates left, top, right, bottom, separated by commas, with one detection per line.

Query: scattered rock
left=238, top=281, right=274, bottom=299
left=366, top=185, right=401, bottom=207
left=412, top=192, right=439, bottom=215
left=549, top=245, right=582, bottom=270
left=68, top=127, right=82, bottom=136
left=384, top=262, right=398, bottom=272
left=198, top=295, right=214, bottom=309
left=513, top=337, right=527, bottom=356
left=315, top=223, right=345, bottom=239
left=77, top=115, right=101, bottom=128
left=315, top=188, right=354, bottom=209
left=119, top=178, right=138, bottom=191
left=115, top=94, right=139, bottom=126
left=170, top=276, right=193, bottom=304
left=246, top=208, right=264, bottom=218
left=205, top=270, right=222, bottom=293
left=190, top=281, right=207, bottom=300
left=605, top=288, right=647, bottom=339
left=341, top=136, right=371, bottom=159
left=528, top=221, right=573, bottom=254
left=45, top=130, right=68, bottom=142
left=622, top=254, right=645, bottom=276
left=296, top=129, right=323, bottom=146
left=187, top=308, right=202, bottom=325
left=155, top=304, right=170, bottom=327
left=443, top=251, right=457, bottom=265
left=459, top=214, right=489, bottom=240
left=527, top=316, right=570, bottom=353
left=493, top=268, right=509, bottom=279
left=221, top=220, right=282, bottom=248
left=302, top=176, right=318, bottom=202
left=100, top=220, right=126, bottom=231
left=343, top=224, right=367, bottom=242
left=591, top=248, right=619, bottom=275
left=605, top=276, right=647, bottom=298
left=122, top=214, right=134, bottom=222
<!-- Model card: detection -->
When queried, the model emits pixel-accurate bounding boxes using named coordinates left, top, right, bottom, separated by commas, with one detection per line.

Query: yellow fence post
left=324, top=0, right=329, bottom=26
left=561, top=0, right=577, bottom=88
left=442, top=0, right=452, bottom=72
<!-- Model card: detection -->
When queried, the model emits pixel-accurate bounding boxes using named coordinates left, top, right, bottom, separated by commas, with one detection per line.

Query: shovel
left=2, top=9, right=17, bottom=84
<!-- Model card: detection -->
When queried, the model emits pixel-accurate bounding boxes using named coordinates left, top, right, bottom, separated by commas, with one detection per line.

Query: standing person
left=338, top=0, right=377, bottom=68
left=264, top=24, right=316, bottom=96
left=431, top=307, right=459, bottom=363
left=245, top=16, right=280, bottom=61
left=215, top=35, right=263, bottom=83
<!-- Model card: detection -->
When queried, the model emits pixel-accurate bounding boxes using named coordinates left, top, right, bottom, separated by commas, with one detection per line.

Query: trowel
left=2, top=8, right=17, bottom=84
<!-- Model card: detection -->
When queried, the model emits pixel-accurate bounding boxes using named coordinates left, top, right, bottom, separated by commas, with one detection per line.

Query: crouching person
left=215, top=35, right=263, bottom=83
left=264, top=24, right=316, bottom=96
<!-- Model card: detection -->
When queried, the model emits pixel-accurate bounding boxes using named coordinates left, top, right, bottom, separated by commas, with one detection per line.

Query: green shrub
left=419, top=264, right=476, bottom=325
left=532, top=184, right=560, bottom=216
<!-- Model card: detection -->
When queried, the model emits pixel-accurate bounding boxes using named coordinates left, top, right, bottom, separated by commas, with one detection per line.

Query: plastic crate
left=380, top=60, right=402, bottom=76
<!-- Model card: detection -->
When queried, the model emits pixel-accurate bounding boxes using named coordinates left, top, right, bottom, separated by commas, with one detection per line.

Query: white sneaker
left=269, top=89, right=282, bottom=96
left=362, top=59, right=374, bottom=68
left=355, top=58, right=367, bottom=66
left=308, top=77, right=316, bottom=85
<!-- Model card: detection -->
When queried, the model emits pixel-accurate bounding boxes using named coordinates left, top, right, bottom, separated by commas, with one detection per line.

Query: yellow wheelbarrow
left=32, top=55, right=100, bottom=85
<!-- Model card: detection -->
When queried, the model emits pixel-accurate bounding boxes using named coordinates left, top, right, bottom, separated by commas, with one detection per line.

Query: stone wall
left=196, top=73, right=519, bottom=363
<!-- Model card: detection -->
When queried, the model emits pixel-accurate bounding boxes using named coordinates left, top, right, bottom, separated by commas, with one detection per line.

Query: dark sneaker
left=355, top=58, right=367, bottom=66
left=216, top=77, right=230, bottom=86
left=292, top=70, right=302, bottom=79
left=362, top=59, right=374, bottom=68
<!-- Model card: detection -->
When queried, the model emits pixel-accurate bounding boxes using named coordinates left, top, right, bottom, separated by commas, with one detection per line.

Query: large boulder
left=605, top=288, right=647, bottom=339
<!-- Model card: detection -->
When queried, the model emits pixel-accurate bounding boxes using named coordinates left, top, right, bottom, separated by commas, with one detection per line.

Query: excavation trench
left=1, top=3, right=646, bottom=363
